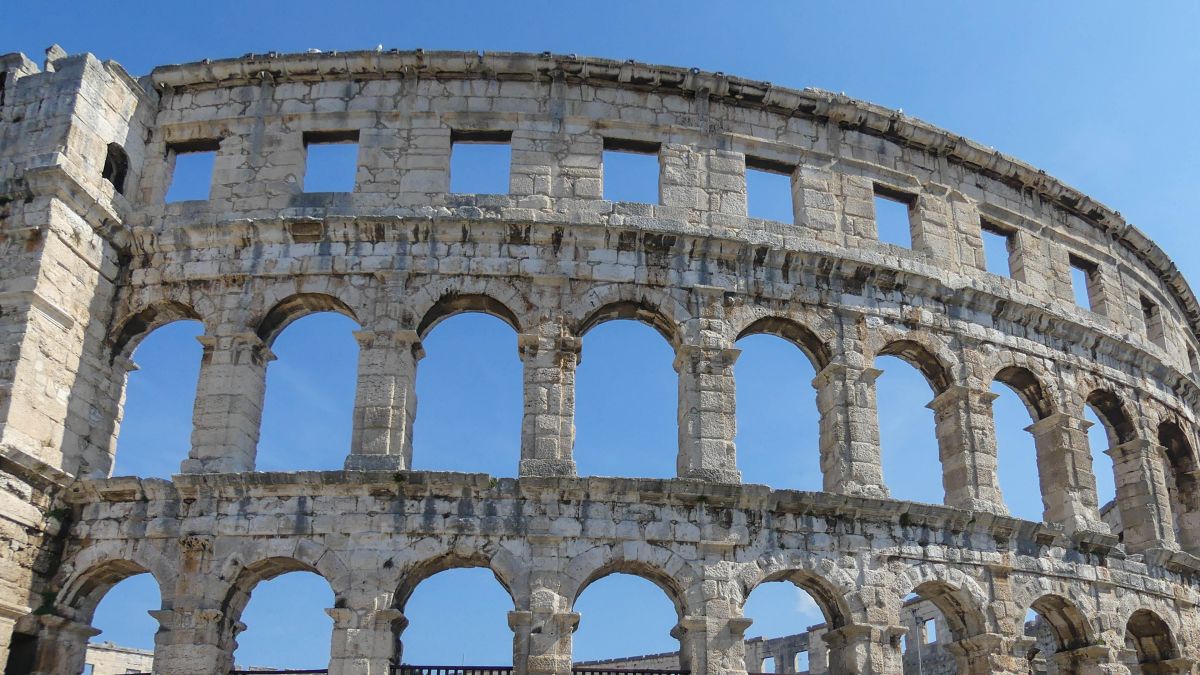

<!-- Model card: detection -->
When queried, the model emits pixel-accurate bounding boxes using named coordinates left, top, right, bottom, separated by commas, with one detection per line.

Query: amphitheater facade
left=0, top=45, right=1199, bottom=675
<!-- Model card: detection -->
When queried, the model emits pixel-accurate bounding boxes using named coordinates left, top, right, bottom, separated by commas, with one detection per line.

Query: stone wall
left=0, top=47, right=1197, bottom=675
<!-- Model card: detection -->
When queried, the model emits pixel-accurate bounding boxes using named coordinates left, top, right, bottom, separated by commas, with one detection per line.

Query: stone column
left=1107, top=439, right=1177, bottom=552
left=675, top=344, right=741, bottom=483
left=514, top=608, right=577, bottom=675
left=1028, top=413, right=1108, bottom=534
left=150, top=607, right=229, bottom=675
left=946, top=633, right=1028, bottom=675
left=25, top=615, right=98, bottom=675
left=327, top=607, right=404, bottom=675
left=927, top=385, right=1007, bottom=514
left=518, top=332, right=580, bottom=477
left=346, top=329, right=423, bottom=471
left=812, top=361, right=888, bottom=497
left=806, top=625, right=829, bottom=674
left=183, top=332, right=274, bottom=474
left=821, top=624, right=904, bottom=675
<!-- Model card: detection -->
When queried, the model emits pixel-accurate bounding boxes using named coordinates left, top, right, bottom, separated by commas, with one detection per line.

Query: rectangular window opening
left=303, top=130, right=359, bottom=193
left=1188, top=347, right=1198, bottom=376
left=1141, top=295, right=1165, bottom=346
left=745, top=156, right=794, bottom=223
left=924, top=618, right=937, bottom=643
left=450, top=129, right=512, bottom=195
left=603, top=137, right=660, bottom=204
left=794, top=651, right=809, bottom=671
left=873, top=184, right=915, bottom=248
left=0, top=72, right=7, bottom=106
left=165, top=139, right=219, bottom=203
left=760, top=656, right=776, bottom=673
left=980, top=220, right=1016, bottom=278
left=1068, top=255, right=1098, bottom=311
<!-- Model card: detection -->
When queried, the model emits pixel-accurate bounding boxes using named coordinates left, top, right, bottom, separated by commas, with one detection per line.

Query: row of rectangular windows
left=102, top=133, right=1191, bottom=364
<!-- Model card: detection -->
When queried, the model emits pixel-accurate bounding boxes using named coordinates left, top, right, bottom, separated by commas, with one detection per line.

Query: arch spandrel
left=254, top=291, right=362, bottom=346
left=564, top=542, right=699, bottom=621
left=55, top=544, right=176, bottom=622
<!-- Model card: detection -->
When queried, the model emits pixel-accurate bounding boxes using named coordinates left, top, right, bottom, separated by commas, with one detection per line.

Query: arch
left=736, top=316, right=831, bottom=370
left=394, top=550, right=520, bottom=611
left=416, top=292, right=522, bottom=338
left=992, top=365, right=1055, bottom=420
left=741, top=555, right=861, bottom=630
left=1126, top=609, right=1178, bottom=664
left=566, top=543, right=698, bottom=621
left=56, top=545, right=175, bottom=622
left=890, top=564, right=989, bottom=641
left=1086, top=389, right=1137, bottom=448
left=1158, top=420, right=1198, bottom=475
left=1027, top=594, right=1093, bottom=653
left=576, top=300, right=678, bottom=346
left=877, top=339, right=952, bottom=393
left=110, top=301, right=202, bottom=362
left=256, top=293, right=359, bottom=346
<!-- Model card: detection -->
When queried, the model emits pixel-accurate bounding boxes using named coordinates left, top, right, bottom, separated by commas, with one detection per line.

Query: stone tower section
left=0, top=47, right=1197, bottom=674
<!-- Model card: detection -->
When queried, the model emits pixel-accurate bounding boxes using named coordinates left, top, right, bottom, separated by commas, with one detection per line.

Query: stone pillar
left=821, top=624, right=903, bottom=675
left=327, top=607, right=403, bottom=675
left=1028, top=413, right=1108, bottom=534
left=806, top=625, right=829, bottom=674
left=514, top=608, right=577, bottom=675
left=1049, top=644, right=1131, bottom=674
left=675, top=344, right=741, bottom=483
left=346, top=329, right=423, bottom=471
left=812, top=361, right=888, bottom=497
left=927, top=385, right=1007, bottom=514
left=946, top=633, right=1028, bottom=675
left=1107, top=439, right=1177, bottom=552
left=150, top=607, right=229, bottom=675
left=518, top=332, right=580, bottom=477
left=25, top=615, right=98, bottom=675
left=183, top=332, right=274, bottom=474
left=674, top=615, right=711, bottom=675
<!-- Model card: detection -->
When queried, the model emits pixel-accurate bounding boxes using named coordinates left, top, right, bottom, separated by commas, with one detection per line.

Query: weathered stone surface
left=0, top=46, right=1198, bottom=675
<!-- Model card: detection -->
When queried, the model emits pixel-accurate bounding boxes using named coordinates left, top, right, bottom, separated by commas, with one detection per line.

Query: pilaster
left=327, top=606, right=404, bottom=675
left=927, top=385, right=1007, bottom=514
left=674, top=344, right=741, bottom=483
left=183, top=332, right=274, bottom=474
left=346, top=329, right=423, bottom=471
left=518, top=331, right=580, bottom=477
left=1107, top=439, right=1177, bottom=552
left=811, top=361, right=888, bottom=497
left=1027, top=412, right=1109, bottom=534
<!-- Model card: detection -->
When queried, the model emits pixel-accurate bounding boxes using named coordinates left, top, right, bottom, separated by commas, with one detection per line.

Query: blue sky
left=4, top=1, right=1198, bottom=669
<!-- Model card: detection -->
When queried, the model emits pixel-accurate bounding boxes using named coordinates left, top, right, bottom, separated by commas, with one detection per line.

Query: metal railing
left=572, top=669, right=689, bottom=675
left=230, top=670, right=331, bottom=674
left=388, top=662, right=511, bottom=667
left=568, top=662, right=686, bottom=667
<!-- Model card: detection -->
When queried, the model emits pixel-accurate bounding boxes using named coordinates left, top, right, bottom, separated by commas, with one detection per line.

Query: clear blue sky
left=5, top=1, right=1198, bottom=669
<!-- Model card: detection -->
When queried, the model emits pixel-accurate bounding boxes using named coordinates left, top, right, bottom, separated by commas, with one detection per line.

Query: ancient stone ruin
left=0, top=45, right=1199, bottom=675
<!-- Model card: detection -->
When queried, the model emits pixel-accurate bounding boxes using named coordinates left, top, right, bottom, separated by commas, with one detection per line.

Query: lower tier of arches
left=13, top=472, right=1200, bottom=675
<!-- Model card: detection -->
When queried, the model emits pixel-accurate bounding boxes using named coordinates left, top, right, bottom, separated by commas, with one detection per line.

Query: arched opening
left=1023, top=594, right=1092, bottom=663
left=991, top=367, right=1052, bottom=522
left=259, top=309, right=361, bottom=471
left=874, top=343, right=945, bottom=504
left=742, top=574, right=839, bottom=675
left=734, top=325, right=821, bottom=490
left=113, top=318, right=204, bottom=478
left=1158, top=420, right=1200, bottom=546
left=84, top=571, right=162, bottom=675
left=1085, top=390, right=1136, bottom=526
left=901, top=582, right=986, bottom=674
left=573, top=572, right=682, bottom=666
left=413, top=308, right=522, bottom=476
left=398, top=566, right=515, bottom=666
left=575, top=304, right=678, bottom=479
left=1125, top=609, right=1177, bottom=668
left=226, top=562, right=335, bottom=671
